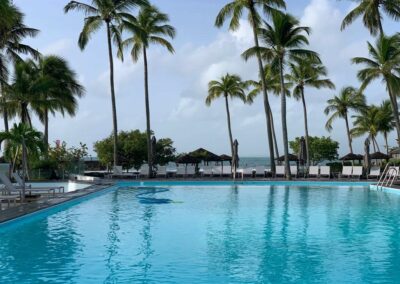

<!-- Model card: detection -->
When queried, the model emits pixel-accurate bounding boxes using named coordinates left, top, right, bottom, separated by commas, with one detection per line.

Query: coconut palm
left=119, top=5, right=175, bottom=178
left=34, top=55, right=85, bottom=147
left=377, top=100, right=394, bottom=153
left=246, top=64, right=292, bottom=159
left=0, top=123, right=44, bottom=201
left=286, top=56, right=335, bottom=168
left=64, top=0, right=149, bottom=167
left=324, top=86, right=366, bottom=153
left=0, top=2, right=39, bottom=133
left=243, top=11, right=317, bottom=179
left=351, top=106, right=381, bottom=152
left=206, top=74, right=247, bottom=161
left=352, top=34, right=400, bottom=145
left=341, top=0, right=400, bottom=36
left=215, top=0, right=286, bottom=174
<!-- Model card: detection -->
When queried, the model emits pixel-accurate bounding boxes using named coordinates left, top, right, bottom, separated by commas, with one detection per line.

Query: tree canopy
left=289, top=136, right=339, bottom=165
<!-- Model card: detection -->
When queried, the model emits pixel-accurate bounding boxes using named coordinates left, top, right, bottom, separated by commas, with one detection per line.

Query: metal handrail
left=377, top=162, right=398, bottom=190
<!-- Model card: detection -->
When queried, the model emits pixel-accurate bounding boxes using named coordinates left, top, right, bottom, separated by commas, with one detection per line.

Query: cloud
left=42, top=38, right=73, bottom=56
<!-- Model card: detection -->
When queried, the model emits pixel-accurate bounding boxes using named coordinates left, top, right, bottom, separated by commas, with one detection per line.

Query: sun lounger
left=201, top=166, right=213, bottom=176
left=290, top=166, right=298, bottom=177
left=139, top=164, right=150, bottom=178
left=308, top=166, right=319, bottom=178
left=340, top=166, right=352, bottom=178
left=222, top=166, right=232, bottom=176
left=155, top=166, right=167, bottom=178
left=275, top=166, right=285, bottom=177
left=213, top=166, right=222, bottom=177
left=351, top=166, right=363, bottom=179
left=186, top=166, right=196, bottom=177
left=12, top=173, right=65, bottom=193
left=319, top=166, right=331, bottom=178
left=176, top=166, right=186, bottom=177
left=255, top=166, right=266, bottom=177
left=111, top=166, right=138, bottom=179
left=0, top=194, right=19, bottom=209
left=367, top=166, right=381, bottom=179
left=0, top=173, right=58, bottom=197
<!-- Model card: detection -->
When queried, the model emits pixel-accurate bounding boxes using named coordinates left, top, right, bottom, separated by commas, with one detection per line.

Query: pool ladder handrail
left=376, top=163, right=398, bottom=190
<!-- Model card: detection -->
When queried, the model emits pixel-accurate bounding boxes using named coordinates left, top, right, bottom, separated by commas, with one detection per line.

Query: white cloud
left=42, top=38, right=73, bottom=56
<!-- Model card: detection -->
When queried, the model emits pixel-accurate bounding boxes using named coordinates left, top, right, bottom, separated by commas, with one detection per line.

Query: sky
left=10, top=0, right=399, bottom=157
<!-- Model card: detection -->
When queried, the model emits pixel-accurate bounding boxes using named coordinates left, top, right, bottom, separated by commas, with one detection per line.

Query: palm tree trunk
left=106, top=21, right=119, bottom=167
left=373, top=136, right=380, bottom=152
left=384, top=132, right=389, bottom=154
left=279, top=57, right=291, bottom=180
left=249, top=3, right=275, bottom=174
left=0, top=83, right=8, bottom=132
left=269, top=105, right=280, bottom=158
left=300, top=87, right=310, bottom=168
left=387, top=84, right=400, bottom=146
left=143, top=47, right=153, bottom=178
left=344, top=114, right=353, bottom=153
left=371, top=137, right=377, bottom=153
left=44, top=108, right=49, bottom=148
left=224, top=95, right=234, bottom=159
left=21, top=138, right=26, bottom=202
left=375, top=4, right=384, bottom=36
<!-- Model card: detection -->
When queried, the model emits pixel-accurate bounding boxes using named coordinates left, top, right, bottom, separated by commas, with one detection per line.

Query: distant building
left=389, top=148, right=400, bottom=159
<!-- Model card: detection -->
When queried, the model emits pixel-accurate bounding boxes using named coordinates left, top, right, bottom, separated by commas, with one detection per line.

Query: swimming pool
left=1, top=181, right=400, bottom=283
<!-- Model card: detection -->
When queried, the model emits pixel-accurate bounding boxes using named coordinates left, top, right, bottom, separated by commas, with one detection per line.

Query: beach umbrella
left=276, top=154, right=299, bottom=162
left=232, top=140, right=239, bottom=179
left=298, top=137, right=307, bottom=166
left=370, top=152, right=390, bottom=160
left=363, top=138, right=370, bottom=172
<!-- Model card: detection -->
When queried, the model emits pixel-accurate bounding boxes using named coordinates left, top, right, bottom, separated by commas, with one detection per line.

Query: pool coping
left=0, top=182, right=115, bottom=224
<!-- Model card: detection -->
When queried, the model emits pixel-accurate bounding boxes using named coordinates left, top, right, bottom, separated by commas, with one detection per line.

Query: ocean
left=238, top=157, right=271, bottom=168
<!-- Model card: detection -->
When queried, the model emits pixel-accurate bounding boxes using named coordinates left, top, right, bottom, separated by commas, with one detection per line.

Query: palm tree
left=215, top=0, right=286, bottom=174
left=377, top=100, right=394, bottom=153
left=64, top=0, right=149, bottom=167
left=119, top=5, right=175, bottom=177
left=286, top=56, right=335, bottom=168
left=352, top=34, right=400, bottom=145
left=0, top=123, right=44, bottom=201
left=324, top=86, right=366, bottom=153
left=351, top=105, right=382, bottom=152
left=247, top=64, right=291, bottom=159
left=341, top=0, right=400, bottom=36
left=0, top=2, right=39, bottom=133
left=34, top=55, right=85, bottom=147
left=206, top=74, right=247, bottom=160
left=243, top=11, right=316, bottom=179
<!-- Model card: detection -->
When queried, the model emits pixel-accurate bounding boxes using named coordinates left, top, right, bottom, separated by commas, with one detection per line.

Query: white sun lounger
left=176, top=166, right=186, bottom=177
left=275, top=166, right=285, bottom=177
left=320, top=166, right=331, bottom=178
left=367, top=166, right=381, bottom=179
left=255, top=166, right=266, bottom=177
left=0, top=173, right=58, bottom=197
left=186, top=166, right=196, bottom=177
left=308, top=166, right=319, bottom=178
left=12, top=173, right=64, bottom=193
left=222, top=166, right=232, bottom=176
left=351, top=166, right=363, bottom=179
left=290, top=166, right=298, bottom=177
left=155, top=166, right=167, bottom=178
left=340, top=166, right=353, bottom=178
left=111, top=166, right=138, bottom=179
left=201, top=166, right=213, bottom=176
left=213, top=166, right=222, bottom=177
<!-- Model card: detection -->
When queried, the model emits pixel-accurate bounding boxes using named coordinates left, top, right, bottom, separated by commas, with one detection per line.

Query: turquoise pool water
left=1, top=182, right=400, bottom=283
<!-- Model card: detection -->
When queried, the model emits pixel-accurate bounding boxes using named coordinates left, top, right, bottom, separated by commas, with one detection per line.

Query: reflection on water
left=1, top=185, right=400, bottom=283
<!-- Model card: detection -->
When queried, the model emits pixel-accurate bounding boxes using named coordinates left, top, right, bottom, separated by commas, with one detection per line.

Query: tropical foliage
left=289, top=136, right=339, bottom=165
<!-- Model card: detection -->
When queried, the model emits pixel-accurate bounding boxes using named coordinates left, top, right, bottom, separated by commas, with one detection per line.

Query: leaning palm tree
left=341, top=0, right=400, bottom=36
left=119, top=5, right=175, bottom=178
left=377, top=100, right=394, bottom=153
left=206, top=74, right=247, bottom=161
left=352, top=34, right=400, bottom=145
left=64, top=0, right=149, bottom=167
left=34, top=55, right=85, bottom=148
left=247, top=64, right=291, bottom=159
left=0, top=123, right=44, bottom=202
left=351, top=106, right=381, bottom=152
left=324, top=86, right=366, bottom=153
left=286, top=56, right=335, bottom=168
left=0, top=2, right=39, bottom=133
left=243, top=11, right=316, bottom=179
left=215, top=0, right=286, bottom=174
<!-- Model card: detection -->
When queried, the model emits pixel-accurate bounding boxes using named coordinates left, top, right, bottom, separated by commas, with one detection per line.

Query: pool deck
left=0, top=181, right=115, bottom=224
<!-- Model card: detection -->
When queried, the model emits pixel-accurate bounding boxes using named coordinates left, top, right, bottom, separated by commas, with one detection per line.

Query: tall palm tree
left=215, top=0, right=286, bottom=174
left=247, top=64, right=291, bottom=159
left=34, top=55, right=85, bottom=147
left=64, top=0, right=149, bottom=167
left=377, top=100, right=394, bottom=153
left=243, top=11, right=316, bottom=179
left=286, top=56, right=335, bottom=168
left=352, top=34, right=400, bottom=145
left=0, top=123, right=44, bottom=201
left=351, top=105, right=381, bottom=152
left=324, top=86, right=366, bottom=153
left=119, top=5, right=175, bottom=177
left=341, top=0, right=400, bottom=36
left=0, top=2, right=39, bottom=133
left=206, top=74, right=247, bottom=160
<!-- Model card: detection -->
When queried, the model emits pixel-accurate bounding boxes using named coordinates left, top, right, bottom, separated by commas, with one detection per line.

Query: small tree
left=289, top=136, right=339, bottom=165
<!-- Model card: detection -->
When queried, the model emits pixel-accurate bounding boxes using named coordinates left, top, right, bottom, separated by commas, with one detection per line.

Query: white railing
left=377, top=163, right=398, bottom=190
